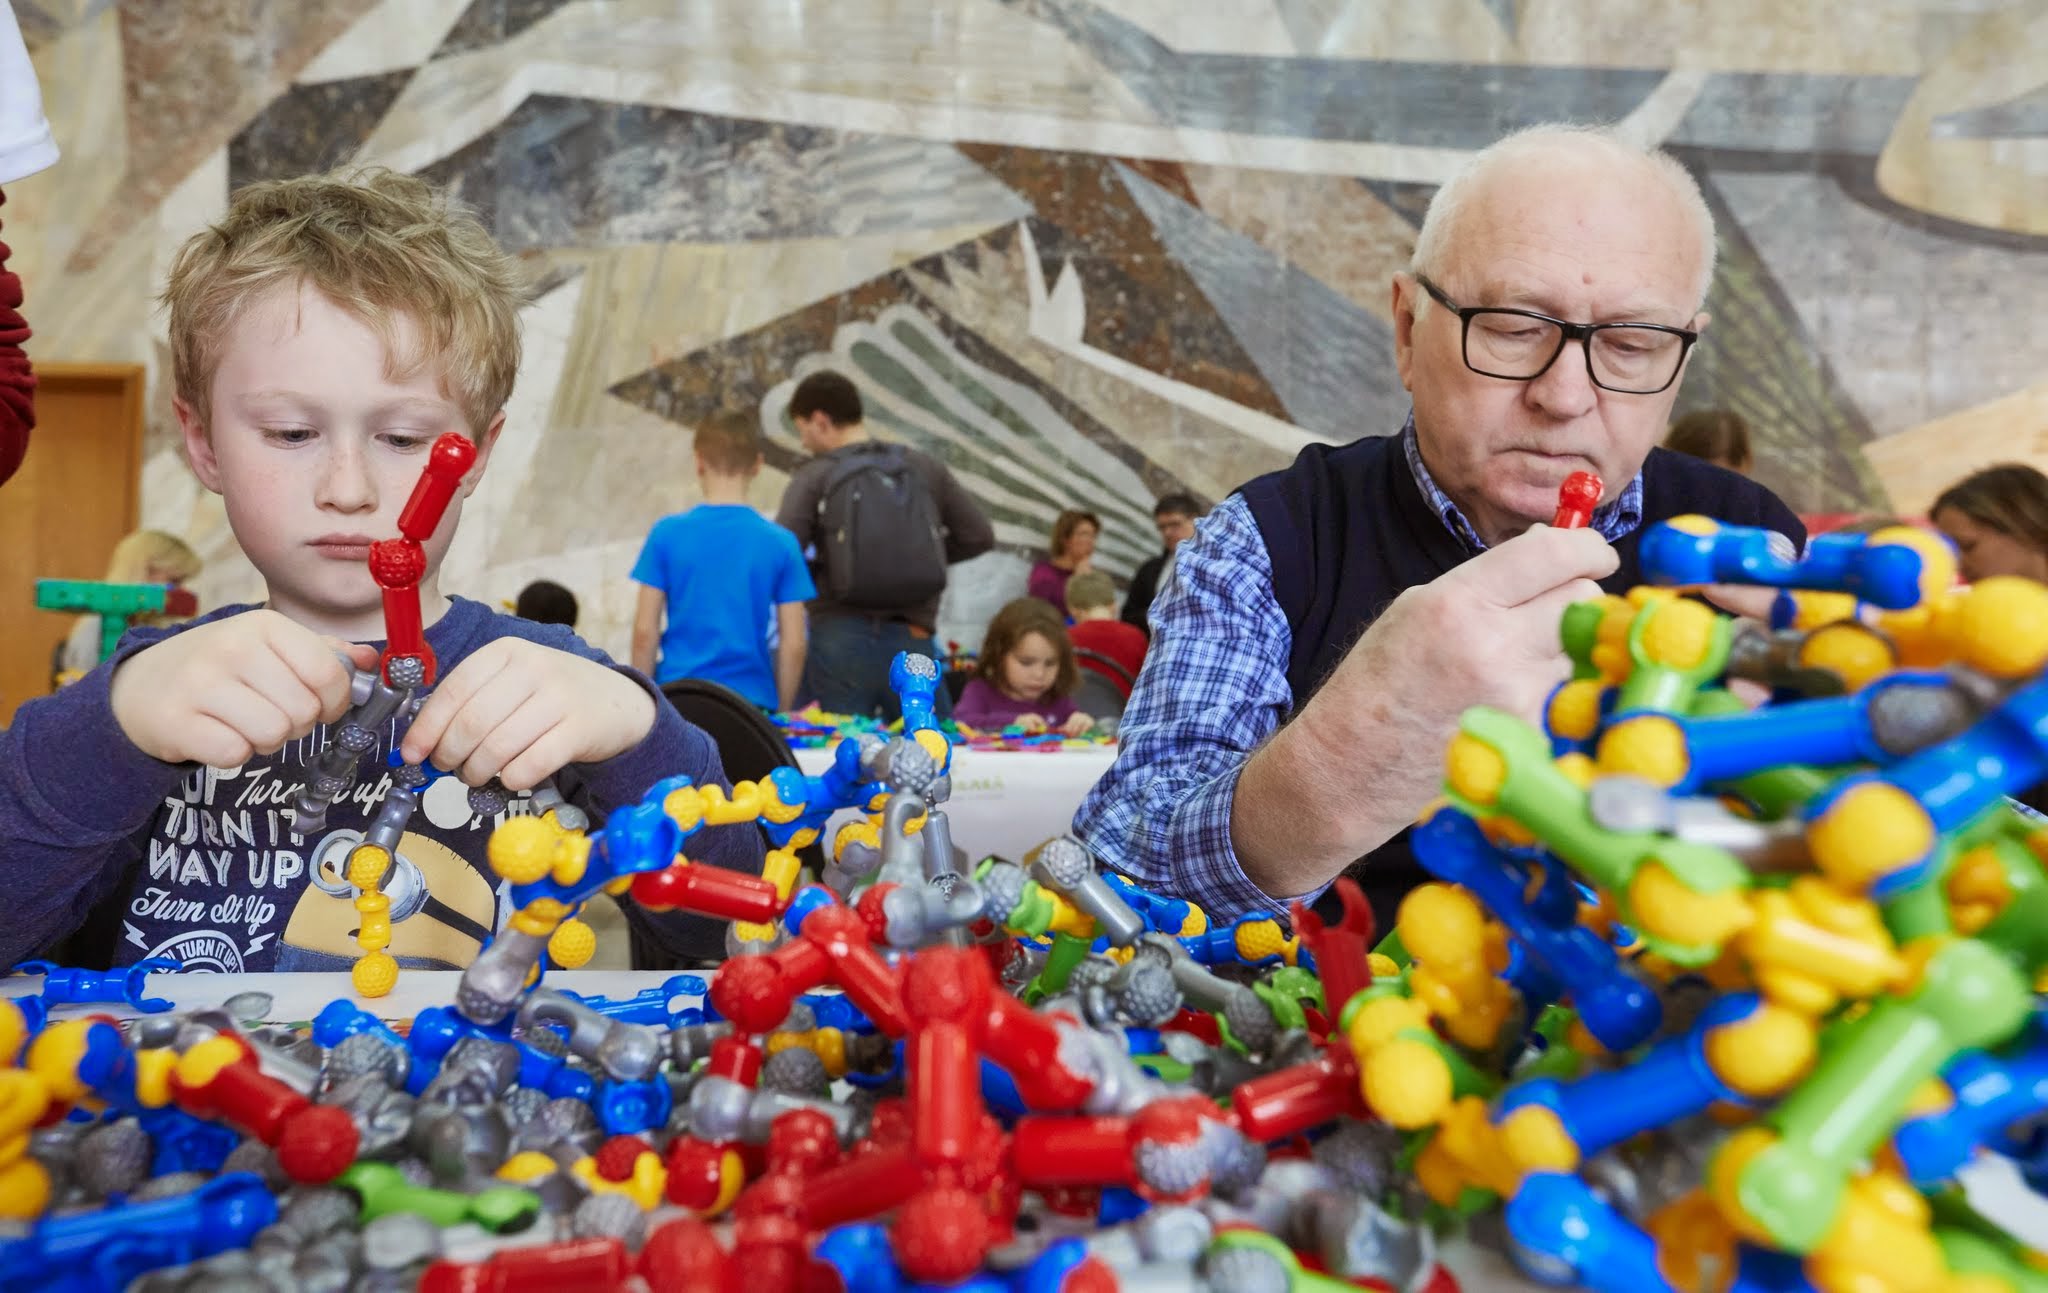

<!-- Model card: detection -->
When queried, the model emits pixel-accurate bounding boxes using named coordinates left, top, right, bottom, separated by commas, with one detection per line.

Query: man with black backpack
left=776, top=370, right=995, bottom=719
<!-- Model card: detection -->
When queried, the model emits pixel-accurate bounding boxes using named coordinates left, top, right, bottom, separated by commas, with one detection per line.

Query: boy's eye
left=262, top=426, right=315, bottom=445
left=382, top=431, right=432, bottom=450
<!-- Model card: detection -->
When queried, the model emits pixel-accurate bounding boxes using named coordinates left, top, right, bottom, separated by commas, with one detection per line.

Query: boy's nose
left=316, top=444, right=377, bottom=512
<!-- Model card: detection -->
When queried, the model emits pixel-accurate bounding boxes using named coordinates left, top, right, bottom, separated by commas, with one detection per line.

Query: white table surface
left=793, top=742, right=1119, bottom=863
left=8, top=971, right=2037, bottom=1290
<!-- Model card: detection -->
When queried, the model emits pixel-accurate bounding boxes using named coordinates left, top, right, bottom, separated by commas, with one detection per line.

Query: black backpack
left=814, top=442, right=949, bottom=610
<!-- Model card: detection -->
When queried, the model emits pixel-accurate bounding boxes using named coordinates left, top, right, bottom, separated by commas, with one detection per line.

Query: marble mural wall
left=9, top=0, right=2048, bottom=658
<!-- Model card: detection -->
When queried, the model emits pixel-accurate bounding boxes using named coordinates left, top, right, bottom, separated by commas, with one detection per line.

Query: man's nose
left=1525, top=338, right=1600, bottom=420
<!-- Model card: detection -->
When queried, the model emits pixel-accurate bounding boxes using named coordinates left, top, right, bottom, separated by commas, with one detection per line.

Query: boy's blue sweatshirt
left=0, top=597, right=764, bottom=970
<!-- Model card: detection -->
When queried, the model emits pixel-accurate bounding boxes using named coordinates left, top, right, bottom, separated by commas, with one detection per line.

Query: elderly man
left=1074, top=125, right=1803, bottom=929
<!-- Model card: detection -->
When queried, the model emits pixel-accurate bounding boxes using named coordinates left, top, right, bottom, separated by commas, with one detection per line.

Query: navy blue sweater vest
left=1238, top=434, right=1806, bottom=930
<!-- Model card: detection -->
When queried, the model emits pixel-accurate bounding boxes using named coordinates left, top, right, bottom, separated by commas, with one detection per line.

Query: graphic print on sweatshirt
left=121, top=715, right=537, bottom=972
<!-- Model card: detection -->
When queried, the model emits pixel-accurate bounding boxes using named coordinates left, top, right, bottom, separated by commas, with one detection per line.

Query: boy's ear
left=175, top=397, right=224, bottom=494
left=460, top=410, right=507, bottom=497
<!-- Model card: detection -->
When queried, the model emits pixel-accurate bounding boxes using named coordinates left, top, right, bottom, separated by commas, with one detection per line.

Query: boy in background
left=1066, top=569, right=1148, bottom=698
left=631, top=415, right=814, bottom=711
left=0, top=168, right=760, bottom=971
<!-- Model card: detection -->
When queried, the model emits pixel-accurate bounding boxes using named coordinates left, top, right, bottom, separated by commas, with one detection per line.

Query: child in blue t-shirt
left=631, top=416, right=815, bottom=710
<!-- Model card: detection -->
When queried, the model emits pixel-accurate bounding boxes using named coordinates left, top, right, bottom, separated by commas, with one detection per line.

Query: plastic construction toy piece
left=1638, top=515, right=1956, bottom=612
left=7, top=956, right=179, bottom=1021
left=33, top=578, right=200, bottom=663
left=169, top=1033, right=359, bottom=1183
left=1410, top=809, right=1659, bottom=1054
left=1893, top=1020, right=2048, bottom=1187
left=339, top=1160, right=541, bottom=1234
left=1552, top=471, right=1602, bottom=529
left=0, top=1170, right=277, bottom=1293
left=374, top=430, right=476, bottom=688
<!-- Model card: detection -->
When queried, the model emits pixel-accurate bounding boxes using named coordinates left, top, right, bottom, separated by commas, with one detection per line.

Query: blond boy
left=0, top=170, right=760, bottom=971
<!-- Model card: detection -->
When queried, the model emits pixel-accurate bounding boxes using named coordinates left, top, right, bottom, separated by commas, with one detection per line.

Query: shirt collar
left=1400, top=412, right=1644, bottom=552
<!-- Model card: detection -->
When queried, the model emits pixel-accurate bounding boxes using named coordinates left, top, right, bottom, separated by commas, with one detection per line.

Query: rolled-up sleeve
left=1071, top=496, right=1303, bottom=920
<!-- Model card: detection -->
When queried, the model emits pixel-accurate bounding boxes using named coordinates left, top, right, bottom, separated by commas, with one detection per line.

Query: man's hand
left=399, top=640, right=656, bottom=791
left=1234, top=524, right=1618, bottom=897
left=110, top=611, right=377, bottom=766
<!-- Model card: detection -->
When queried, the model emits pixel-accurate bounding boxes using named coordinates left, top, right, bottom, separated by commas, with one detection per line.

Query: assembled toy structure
left=2, top=487, right=2042, bottom=1293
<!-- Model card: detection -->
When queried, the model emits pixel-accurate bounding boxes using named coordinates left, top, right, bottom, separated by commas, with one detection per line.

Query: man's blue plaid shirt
left=1071, top=415, right=1644, bottom=919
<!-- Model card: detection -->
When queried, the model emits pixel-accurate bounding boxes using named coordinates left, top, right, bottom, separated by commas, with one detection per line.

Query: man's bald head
left=1412, top=126, right=1717, bottom=315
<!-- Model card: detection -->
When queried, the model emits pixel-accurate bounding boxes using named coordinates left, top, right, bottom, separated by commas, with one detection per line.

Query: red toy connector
left=169, top=1034, right=357, bottom=1182
left=1552, top=471, right=1602, bottom=529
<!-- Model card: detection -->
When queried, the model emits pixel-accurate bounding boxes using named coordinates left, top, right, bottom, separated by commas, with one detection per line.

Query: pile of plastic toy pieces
left=775, top=704, right=1116, bottom=754
left=2, top=515, right=2045, bottom=1293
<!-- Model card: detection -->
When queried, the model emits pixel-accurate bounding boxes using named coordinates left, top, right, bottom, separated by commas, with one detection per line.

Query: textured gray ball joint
left=457, top=927, right=553, bottom=1026
left=760, top=1045, right=832, bottom=1100
left=325, top=1031, right=410, bottom=1090
left=519, top=987, right=664, bottom=1082
left=881, top=875, right=987, bottom=948
left=573, top=1191, right=649, bottom=1247
left=1297, top=1191, right=1436, bottom=1289
left=76, top=1119, right=152, bottom=1198
left=977, top=862, right=1027, bottom=926
left=362, top=1211, right=444, bottom=1272
left=1031, top=836, right=1144, bottom=947
left=414, top=1103, right=513, bottom=1184
left=422, top=1036, right=521, bottom=1105
left=1143, top=933, right=1278, bottom=1054
left=1201, top=1244, right=1291, bottom=1293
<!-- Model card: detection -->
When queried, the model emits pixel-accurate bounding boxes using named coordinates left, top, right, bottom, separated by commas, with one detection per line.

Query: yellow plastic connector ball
left=1596, top=715, right=1690, bottom=786
left=345, top=843, right=392, bottom=891
left=1445, top=733, right=1507, bottom=807
left=489, top=815, right=561, bottom=885
left=549, top=918, right=598, bottom=970
left=1798, top=622, right=1895, bottom=694
left=1703, top=1001, right=1816, bottom=1098
left=1953, top=576, right=2048, bottom=679
left=1546, top=679, right=1606, bottom=742
left=0, top=998, right=25, bottom=1065
left=1806, top=782, right=1933, bottom=893
left=1628, top=863, right=1750, bottom=950
left=1705, top=1126, right=1783, bottom=1247
left=175, top=1035, right=247, bottom=1088
left=1871, top=526, right=1959, bottom=608
left=1366, top=952, right=1401, bottom=980
left=1234, top=918, right=1291, bottom=964
left=0, top=1156, right=49, bottom=1221
left=1346, top=993, right=1432, bottom=1052
left=1638, top=598, right=1719, bottom=670
left=1808, top=1171, right=1943, bottom=1293
left=1665, top=515, right=1721, bottom=537
left=1399, top=884, right=1484, bottom=964
left=352, top=950, right=399, bottom=998
left=1361, top=1036, right=1453, bottom=1129
left=1498, top=1104, right=1581, bottom=1175
left=497, top=1150, right=561, bottom=1183
left=1946, top=844, right=2012, bottom=936
left=1552, top=752, right=1596, bottom=791
left=913, top=728, right=950, bottom=765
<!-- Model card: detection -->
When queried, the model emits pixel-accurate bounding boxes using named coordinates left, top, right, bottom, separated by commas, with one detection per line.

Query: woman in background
left=1028, top=508, right=1099, bottom=612
left=1662, top=409, right=1753, bottom=476
left=58, top=530, right=202, bottom=676
left=1930, top=463, right=2048, bottom=585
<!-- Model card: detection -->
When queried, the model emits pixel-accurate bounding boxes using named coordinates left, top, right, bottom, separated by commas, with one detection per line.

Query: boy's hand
left=110, top=611, right=377, bottom=767
left=399, top=639, right=656, bottom=791
left=1060, top=711, right=1094, bottom=737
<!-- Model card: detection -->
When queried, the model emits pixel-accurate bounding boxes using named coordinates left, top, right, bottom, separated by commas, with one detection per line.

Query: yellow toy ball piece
left=1546, top=680, right=1606, bottom=742
left=1665, top=514, right=1720, bottom=537
left=1704, top=1126, right=1782, bottom=1247
left=1361, top=1036, right=1454, bottom=1129
left=1498, top=1104, right=1580, bottom=1175
left=1799, top=622, right=1896, bottom=694
left=1703, top=1002, right=1815, bottom=1098
left=1806, top=782, right=1933, bottom=893
left=1596, top=715, right=1690, bottom=786
left=1627, top=863, right=1750, bottom=950
left=345, top=844, right=392, bottom=891
left=174, top=1035, right=248, bottom=1088
left=550, top=919, right=598, bottom=969
left=1954, top=576, right=2048, bottom=678
left=352, top=950, right=400, bottom=998
left=1638, top=598, right=1719, bottom=671
left=488, top=816, right=559, bottom=885
left=1398, top=884, right=1484, bottom=966
left=0, top=1155, right=49, bottom=1221
left=1444, top=733, right=1507, bottom=807
left=1869, top=525, right=1958, bottom=608
left=1233, top=918, right=1289, bottom=964
left=1346, top=993, right=1431, bottom=1052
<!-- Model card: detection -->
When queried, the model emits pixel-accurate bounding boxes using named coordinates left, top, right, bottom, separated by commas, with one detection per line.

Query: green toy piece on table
left=34, top=577, right=197, bottom=663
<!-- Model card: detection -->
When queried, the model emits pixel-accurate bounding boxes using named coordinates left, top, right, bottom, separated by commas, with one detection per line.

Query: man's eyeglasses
left=1415, top=274, right=1698, bottom=395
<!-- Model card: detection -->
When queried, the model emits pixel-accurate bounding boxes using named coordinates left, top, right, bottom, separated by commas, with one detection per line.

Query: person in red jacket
left=1065, top=570, right=1148, bottom=699
left=1, top=0, right=59, bottom=488
left=0, top=191, right=32, bottom=487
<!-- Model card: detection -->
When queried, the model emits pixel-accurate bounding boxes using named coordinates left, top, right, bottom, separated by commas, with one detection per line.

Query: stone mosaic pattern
left=11, top=0, right=2048, bottom=663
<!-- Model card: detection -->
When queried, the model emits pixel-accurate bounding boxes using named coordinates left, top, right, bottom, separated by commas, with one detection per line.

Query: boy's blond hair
left=162, top=167, right=528, bottom=434
left=1065, top=570, right=1116, bottom=616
